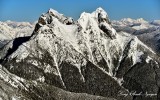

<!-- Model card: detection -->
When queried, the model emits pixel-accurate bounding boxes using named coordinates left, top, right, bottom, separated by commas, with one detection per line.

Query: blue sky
left=0, top=0, right=160, bottom=22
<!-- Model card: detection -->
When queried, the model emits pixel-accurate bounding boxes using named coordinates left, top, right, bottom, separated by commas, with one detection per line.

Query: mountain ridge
left=0, top=8, right=160, bottom=100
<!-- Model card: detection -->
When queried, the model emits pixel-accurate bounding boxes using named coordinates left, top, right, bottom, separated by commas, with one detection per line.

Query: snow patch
left=37, top=76, right=45, bottom=82
left=44, top=64, right=52, bottom=73
left=135, top=51, right=144, bottom=63
left=113, top=77, right=124, bottom=86
left=11, top=96, right=21, bottom=100
left=117, top=78, right=124, bottom=86
left=146, top=56, right=152, bottom=63
left=32, top=60, right=38, bottom=66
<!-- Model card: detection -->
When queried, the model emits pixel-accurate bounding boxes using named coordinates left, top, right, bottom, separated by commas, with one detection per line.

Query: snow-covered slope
left=0, top=21, right=35, bottom=48
left=112, top=18, right=160, bottom=53
left=0, top=8, right=160, bottom=100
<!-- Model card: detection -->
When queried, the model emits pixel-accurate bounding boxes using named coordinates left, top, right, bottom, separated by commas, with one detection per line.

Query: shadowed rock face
left=59, top=61, right=132, bottom=100
left=0, top=78, right=116, bottom=100
left=0, top=8, right=160, bottom=100
left=6, top=36, right=31, bottom=58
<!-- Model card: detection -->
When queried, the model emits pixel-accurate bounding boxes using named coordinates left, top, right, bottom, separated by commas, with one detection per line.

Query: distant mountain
left=112, top=18, right=160, bottom=54
left=0, top=8, right=160, bottom=100
left=0, top=21, right=35, bottom=48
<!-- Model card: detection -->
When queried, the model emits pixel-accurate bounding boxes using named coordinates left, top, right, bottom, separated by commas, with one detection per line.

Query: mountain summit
left=0, top=8, right=160, bottom=100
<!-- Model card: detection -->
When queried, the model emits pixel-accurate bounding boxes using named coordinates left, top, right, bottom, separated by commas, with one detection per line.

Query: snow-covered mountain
left=0, top=8, right=160, bottom=100
left=0, top=21, right=35, bottom=48
left=112, top=18, right=160, bottom=54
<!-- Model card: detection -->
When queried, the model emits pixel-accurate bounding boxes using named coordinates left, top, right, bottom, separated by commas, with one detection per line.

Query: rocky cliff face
left=0, top=8, right=160, bottom=100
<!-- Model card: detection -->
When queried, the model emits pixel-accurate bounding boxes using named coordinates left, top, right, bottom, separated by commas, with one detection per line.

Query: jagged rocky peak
left=96, top=7, right=117, bottom=39
left=35, top=7, right=117, bottom=39
left=96, top=7, right=110, bottom=23
left=78, top=7, right=110, bottom=25
left=38, top=8, right=74, bottom=26
left=78, top=7, right=117, bottom=39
